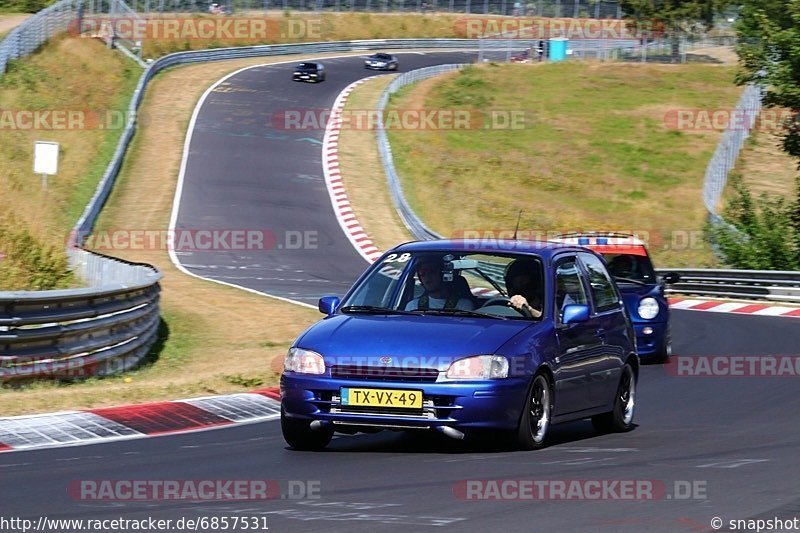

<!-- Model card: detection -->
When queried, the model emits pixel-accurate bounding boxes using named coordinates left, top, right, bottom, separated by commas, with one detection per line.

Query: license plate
left=341, top=388, right=422, bottom=409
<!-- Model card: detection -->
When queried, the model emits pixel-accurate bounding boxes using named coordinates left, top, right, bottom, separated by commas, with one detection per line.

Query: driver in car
left=405, top=260, right=474, bottom=311
left=505, top=259, right=543, bottom=318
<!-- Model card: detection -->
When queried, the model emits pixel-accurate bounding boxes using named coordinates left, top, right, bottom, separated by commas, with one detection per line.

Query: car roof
left=548, top=232, right=650, bottom=257
left=390, top=239, right=591, bottom=261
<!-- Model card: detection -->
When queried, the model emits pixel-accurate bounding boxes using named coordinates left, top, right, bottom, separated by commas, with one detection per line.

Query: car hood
left=296, top=314, right=534, bottom=370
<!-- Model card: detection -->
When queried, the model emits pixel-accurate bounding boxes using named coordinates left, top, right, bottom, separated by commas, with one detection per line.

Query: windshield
left=601, top=252, right=656, bottom=283
left=340, top=251, right=545, bottom=320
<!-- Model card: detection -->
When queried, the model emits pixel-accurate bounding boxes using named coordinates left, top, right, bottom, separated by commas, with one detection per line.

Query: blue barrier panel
left=549, top=38, right=568, bottom=61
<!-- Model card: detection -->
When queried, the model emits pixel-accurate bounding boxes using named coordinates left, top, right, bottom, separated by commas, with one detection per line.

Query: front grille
left=330, top=365, right=439, bottom=382
left=333, top=404, right=425, bottom=417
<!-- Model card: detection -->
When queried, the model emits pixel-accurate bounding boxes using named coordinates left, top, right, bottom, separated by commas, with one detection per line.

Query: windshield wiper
left=413, top=308, right=510, bottom=320
left=613, top=276, right=647, bottom=286
left=339, top=305, right=417, bottom=315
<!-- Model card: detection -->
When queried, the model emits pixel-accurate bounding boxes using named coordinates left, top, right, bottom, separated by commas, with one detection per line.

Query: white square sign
left=34, top=141, right=59, bottom=175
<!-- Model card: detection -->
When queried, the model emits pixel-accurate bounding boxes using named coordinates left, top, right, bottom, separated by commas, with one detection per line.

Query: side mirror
left=661, top=272, right=681, bottom=284
left=562, top=304, right=590, bottom=325
left=318, top=296, right=340, bottom=317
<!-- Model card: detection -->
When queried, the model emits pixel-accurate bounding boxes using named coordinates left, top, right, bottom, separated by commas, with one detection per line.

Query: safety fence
left=702, top=83, right=763, bottom=222
left=101, top=0, right=622, bottom=17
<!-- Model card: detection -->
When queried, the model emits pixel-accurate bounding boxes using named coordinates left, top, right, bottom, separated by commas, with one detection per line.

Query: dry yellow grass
left=0, top=14, right=29, bottom=37
left=382, top=62, right=742, bottom=267
left=730, top=127, right=798, bottom=201
left=336, top=74, right=413, bottom=252
left=140, top=12, right=467, bottom=58
left=0, top=36, right=140, bottom=289
left=0, top=36, right=138, bottom=248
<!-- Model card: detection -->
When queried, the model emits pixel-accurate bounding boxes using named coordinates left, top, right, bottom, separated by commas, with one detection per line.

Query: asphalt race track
left=2, top=53, right=799, bottom=532
left=172, top=52, right=475, bottom=305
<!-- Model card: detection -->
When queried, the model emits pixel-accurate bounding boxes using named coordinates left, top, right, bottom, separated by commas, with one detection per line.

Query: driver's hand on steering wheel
left=510, top=295, right=542, bottom=318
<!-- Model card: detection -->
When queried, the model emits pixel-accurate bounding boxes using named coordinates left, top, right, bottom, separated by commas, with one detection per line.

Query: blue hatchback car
left=550, top=233, right=680, bottom=362
left=280, top=239, right=638, bottom=450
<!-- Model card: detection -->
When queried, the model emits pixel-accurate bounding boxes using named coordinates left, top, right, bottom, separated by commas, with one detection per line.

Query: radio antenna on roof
left=512, top=210, right=523, bottom=240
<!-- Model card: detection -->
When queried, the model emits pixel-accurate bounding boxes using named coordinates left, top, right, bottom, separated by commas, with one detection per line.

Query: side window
left=555, top=259, right=588, bottom=321
left=578, top=252, right=621, bottom=312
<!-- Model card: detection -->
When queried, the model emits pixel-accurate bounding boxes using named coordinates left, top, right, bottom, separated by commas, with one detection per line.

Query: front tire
left=515, top=373, right=552, bottom=450
left=592, top=363, right=636, bottom=433
left=281, top=409, right=333, bottom=451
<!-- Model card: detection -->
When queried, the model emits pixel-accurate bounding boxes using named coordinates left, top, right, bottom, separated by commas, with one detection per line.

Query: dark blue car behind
left=550, top=233, right=680, bottom=362
left=280, top=239, right=638, bottom=450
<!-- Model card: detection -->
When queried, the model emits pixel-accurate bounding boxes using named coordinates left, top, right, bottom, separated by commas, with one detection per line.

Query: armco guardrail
left=658, top=269, right=800, bottom=303
left=376, top=63, right=466, bottom=240
left=0, top=248, right=161, bottom=381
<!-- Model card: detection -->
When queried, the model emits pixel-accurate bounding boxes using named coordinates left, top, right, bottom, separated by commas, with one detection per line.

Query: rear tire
left=281, top=409, right=333, bottom=451
left=592, top=363, right=636, bottom=433
left=515, top=373, right=552, bottom=450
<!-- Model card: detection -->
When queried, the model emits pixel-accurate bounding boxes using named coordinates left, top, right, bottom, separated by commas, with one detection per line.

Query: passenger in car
left=505, top=259, right=543, bottom=318
left=405, top=260, right=474, bottom=311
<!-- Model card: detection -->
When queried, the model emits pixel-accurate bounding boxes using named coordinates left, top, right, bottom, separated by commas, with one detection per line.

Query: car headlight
left=446, top=355, right=509, bottom=380
left=284, top=347, right=325, bottom=375
left=638, top=297, right=660, bottom=320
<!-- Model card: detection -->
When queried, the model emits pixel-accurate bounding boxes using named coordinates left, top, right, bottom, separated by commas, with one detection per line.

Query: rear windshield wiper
left=613, top=276, right=647, bottom=286
left=413, top=308, right=510, bottom=320
left=339, top=305, right=417, bottom=315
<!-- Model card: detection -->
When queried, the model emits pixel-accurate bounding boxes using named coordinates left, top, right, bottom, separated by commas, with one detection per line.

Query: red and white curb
left=322, top=76, right=386, bottom=264
left=668, top=298, right=800, bottom=318
left=0, top=388, right=280, bottom=453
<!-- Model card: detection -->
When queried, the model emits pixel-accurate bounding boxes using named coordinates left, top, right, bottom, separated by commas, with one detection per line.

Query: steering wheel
left=482, top=297, right=511, bottom=307
left=482, top=296, right=535, bottom=318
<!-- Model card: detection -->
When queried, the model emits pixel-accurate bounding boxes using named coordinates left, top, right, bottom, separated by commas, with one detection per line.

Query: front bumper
left=633, top=321, right=667, bottom=358
left=281, top=373, right=530, bottom=431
